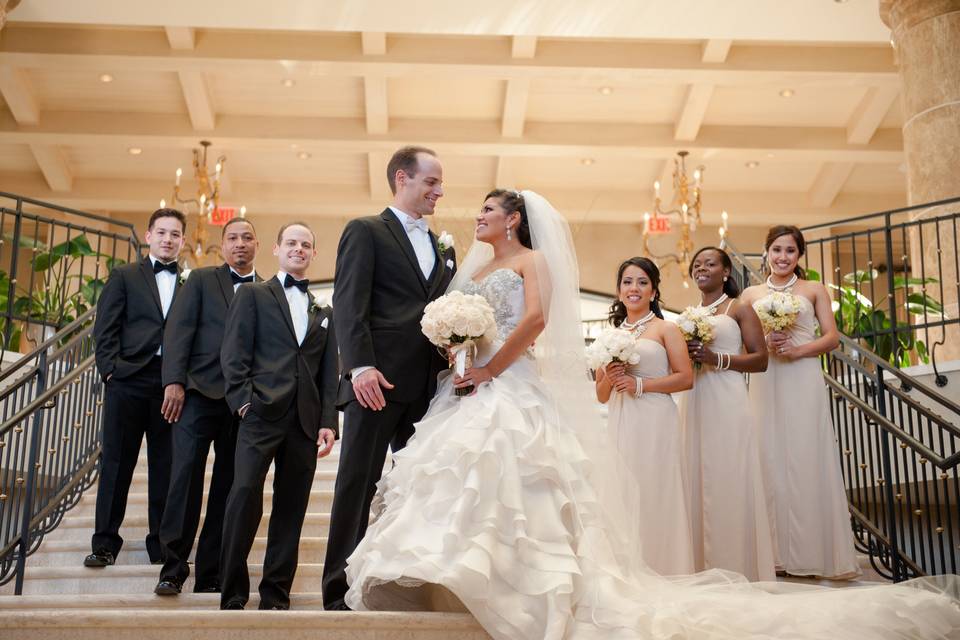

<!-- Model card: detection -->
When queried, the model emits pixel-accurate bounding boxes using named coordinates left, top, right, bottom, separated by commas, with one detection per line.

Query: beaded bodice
left=460, top=268, right=525, bottom=343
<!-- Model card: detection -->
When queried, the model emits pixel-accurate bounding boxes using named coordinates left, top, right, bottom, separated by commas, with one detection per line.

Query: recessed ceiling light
left=581, top=158, right=595, bottom=166
left=99, top=73, right=114, bottom=83
left=598, top=86, right=613, bottom=95
left=834, top=0, right=849, bottom=3
left=779, top=88, right=795, bottom=98
left=745, top=161, right=759, bottom=169
left=297, top=151, right=312, bottom=160
left=766, top=152, right=776, bottom=159
left=282, top=78, right=296, bottom=88
left=127, top=147, right=142, bottom=155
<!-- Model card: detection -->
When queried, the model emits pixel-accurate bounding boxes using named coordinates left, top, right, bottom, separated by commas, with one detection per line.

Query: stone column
left=881, top=0, right=960, bottom=362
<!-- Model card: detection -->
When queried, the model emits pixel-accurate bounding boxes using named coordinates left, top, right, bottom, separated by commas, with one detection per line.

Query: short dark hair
left=222, top=217, right=256, bottom=237
left=387, top=146, right=437, bottom=195
left=276, top=221, right=315, bottom=244
left=148, top=208, right=186, bottom=233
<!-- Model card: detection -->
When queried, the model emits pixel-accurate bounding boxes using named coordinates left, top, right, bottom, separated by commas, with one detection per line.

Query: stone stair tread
left=56, top=512, right=334, bottom=528
left=0, top=592, right=322, bottom=609
left=21, top=563, right=323, bottom=580
left=78, top=489, right=334, bottom=505
left=34, top=537, right=328, bottom=553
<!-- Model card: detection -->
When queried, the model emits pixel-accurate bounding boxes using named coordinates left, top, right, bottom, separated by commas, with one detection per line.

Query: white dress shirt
left=150, top=255, right=177, bottom=355
left=390, top=206, right=436, bottom=280
left=278, top=270, right=309, bottom=346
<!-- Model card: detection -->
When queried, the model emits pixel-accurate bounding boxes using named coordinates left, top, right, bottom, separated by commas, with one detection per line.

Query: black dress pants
left=219, top=403, right=318, bottom=609
left=91, top=357, right=171, bottom=562
left=321, top=396, right=426, bottom=609
left=158, top=391, right=237, bottom=589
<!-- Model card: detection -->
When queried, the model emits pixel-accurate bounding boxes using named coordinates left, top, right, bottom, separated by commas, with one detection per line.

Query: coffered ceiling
left=0, top=1, right=906, bottom=232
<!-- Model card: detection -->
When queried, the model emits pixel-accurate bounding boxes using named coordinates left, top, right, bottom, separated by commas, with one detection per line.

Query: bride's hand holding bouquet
left=421, top=290, right=498, bottom=396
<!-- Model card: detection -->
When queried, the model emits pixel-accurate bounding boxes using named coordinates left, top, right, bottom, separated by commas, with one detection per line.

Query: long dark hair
left=763, top=225, right=807, bottom=279
left=608, top=257, right=664, bottom=326
left=485, top=189, right=532, bottom=249
left=688, top=246, right=740, bottom=298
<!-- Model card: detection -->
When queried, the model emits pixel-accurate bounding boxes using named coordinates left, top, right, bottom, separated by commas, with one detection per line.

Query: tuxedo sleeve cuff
left=350, top=366, right=374, bottom=379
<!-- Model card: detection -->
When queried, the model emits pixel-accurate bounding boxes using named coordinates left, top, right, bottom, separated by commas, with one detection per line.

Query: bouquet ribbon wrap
left=451, top=340, right=477, bottom=396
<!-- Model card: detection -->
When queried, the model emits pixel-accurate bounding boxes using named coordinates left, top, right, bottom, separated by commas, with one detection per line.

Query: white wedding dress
left=343, top=267, right=960, bottom=640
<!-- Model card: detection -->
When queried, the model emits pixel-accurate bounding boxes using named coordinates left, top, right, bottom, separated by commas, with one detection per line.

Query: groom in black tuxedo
left=154, top=218, right=260, bottom=595
left=219, top=222, right=338, bottom=610
left=88, top=208, right=186, bottom=567
left=322, top=146, right=456, bottom=610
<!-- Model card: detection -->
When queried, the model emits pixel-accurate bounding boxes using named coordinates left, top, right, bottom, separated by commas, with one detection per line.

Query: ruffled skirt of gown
left=344, top=350, right=960, bottom=640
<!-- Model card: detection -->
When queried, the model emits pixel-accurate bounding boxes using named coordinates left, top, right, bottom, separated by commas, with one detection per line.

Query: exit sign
left=211, top=206, right=237, bottom=226
left=646, top=216, right=671, bottom=235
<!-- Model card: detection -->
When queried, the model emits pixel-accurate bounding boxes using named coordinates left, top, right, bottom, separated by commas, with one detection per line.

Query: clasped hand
left=766, top=331, right=798, bottom=359
left=604, top=362, right=637, bottom=396
left=685, top=340, right=716, bottom=364
left=453, top=366, right=493, bottom=393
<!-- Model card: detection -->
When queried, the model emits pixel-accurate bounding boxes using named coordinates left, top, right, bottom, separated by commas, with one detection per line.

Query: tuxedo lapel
left=380, top=210, right=429, bottom=293
left=138, top=257, right=163, bottom=316
left=266, top=277, right=299, bottom=345
left=303, top=295, right=323, bottom=343
left=215, top=264, right=235, bottom=306
left=426, top=231, right=446, bottom=298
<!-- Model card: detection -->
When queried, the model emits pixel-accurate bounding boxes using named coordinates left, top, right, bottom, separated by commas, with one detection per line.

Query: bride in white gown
left=344, top=189, right=960, bottom=639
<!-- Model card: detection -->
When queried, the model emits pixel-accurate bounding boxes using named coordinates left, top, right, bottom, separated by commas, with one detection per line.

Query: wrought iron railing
left=727, top=240, right=960, bottom=580
left=0, top=193, right=140, bottom=593
left=0, top=192, right=140, bottom=365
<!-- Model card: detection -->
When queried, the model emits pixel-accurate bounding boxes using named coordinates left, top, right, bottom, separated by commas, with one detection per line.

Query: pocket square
left=446, top=259, right=455, bottom=269
left=320, top=317, right=329, bottom=329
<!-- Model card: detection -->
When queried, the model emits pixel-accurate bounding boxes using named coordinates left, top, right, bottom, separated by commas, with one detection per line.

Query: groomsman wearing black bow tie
left=153, top=218, right=260, bottom=596
left=87, top=208, right=186, bottom=567
left=218, top=222, right=338, bottom=610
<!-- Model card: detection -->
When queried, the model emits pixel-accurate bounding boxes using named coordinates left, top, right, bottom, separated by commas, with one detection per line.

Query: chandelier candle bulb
left=654, top=181, right=661, bottom=199
left=159, top=199, right=166, bottom=208
left=239, top=206, right=247, bottom=218
left=175, top=168, right=182, bottom=186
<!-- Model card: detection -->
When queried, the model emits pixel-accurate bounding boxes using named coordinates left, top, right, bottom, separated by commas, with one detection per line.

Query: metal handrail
left=0, top=192, right=140, bottom=235
left=797, top=194, right=960, bottom=234
left=0, top=308, right=96, bottom=387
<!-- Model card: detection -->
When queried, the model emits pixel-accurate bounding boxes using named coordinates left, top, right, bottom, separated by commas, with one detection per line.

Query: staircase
left=0, top=445, right=490, bottom=639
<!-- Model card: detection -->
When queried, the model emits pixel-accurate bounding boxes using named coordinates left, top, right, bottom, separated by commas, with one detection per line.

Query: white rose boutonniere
left=178, top=267, right=191, bottom=285
left=308, top=295, right=322, bottom=314
left=437, top=231, right=454, bottom=255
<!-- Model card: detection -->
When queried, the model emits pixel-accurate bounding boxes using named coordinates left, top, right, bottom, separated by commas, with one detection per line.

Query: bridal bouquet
left=677, top=306, right=716, bottom=370
left=753, top=291, right=803, bottom=333
left=585, top=327, right=643, bottom=370
left=421, top=291, right=497, bottom=396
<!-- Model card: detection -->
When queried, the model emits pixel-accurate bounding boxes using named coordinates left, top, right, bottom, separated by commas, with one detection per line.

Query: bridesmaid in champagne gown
left=679, top=247, right=776, bottom=582
left=742, top=225, right=860, bottom=579
left=594, top=257, right=694, bottom=576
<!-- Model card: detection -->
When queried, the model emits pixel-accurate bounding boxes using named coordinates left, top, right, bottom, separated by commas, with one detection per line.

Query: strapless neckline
left=471, top=267, right=522, bottom=286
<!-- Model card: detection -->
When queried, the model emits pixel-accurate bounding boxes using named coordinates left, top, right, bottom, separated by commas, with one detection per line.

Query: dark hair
left=276, top=221, right=315, bottom=244
left=608, top=257, right=664, bottom=326
left=688, top=246, right=741, bottom=298
left=485, top=189, right=532, bottom=249
left=763, top=225, right=807, bottom=279
left=221, top=217, right=257, bottom=237
left=387, top=146, right=437, bottom=195
left=147, top=208, right=186, bottom=233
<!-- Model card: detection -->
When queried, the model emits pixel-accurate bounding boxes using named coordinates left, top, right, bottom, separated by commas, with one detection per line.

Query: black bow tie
left=153, top=260, right=177, bottom=275
left=231, top=271, right=254, bottom=285
left=283, top=274, right=309, bottom=293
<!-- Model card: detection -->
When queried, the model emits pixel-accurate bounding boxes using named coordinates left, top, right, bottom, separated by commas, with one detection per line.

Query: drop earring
left=506, top=226, right=512, bottom=241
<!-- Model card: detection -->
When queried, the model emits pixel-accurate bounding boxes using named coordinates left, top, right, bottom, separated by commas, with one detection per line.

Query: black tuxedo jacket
left=161, top=264, right=259, bottom=400
left=332, top=208, right=455, bottom=407
left=221, top=277, right=339, bottom=440
left=94, top=256, right=180, bottom=382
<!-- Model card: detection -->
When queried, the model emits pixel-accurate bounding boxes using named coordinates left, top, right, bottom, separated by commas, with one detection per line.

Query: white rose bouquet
left=421, top=290, right=497, bottom=396
left=585, top=327, right=643, bottom=371
left=753, top=291, right=802, bottom=333
left=676, top=306, right=716, bottom=370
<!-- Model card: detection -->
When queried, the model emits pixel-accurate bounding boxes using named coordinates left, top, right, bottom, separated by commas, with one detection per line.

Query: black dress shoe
left=83, top=550, right=115, bottom=567
left=221, top=600, right=244, bottom=610
left=154, top=578, right=182, bottom=596
left=325, top=601, right=352, bottom=611
left=194, top=582, right=221, bottom=593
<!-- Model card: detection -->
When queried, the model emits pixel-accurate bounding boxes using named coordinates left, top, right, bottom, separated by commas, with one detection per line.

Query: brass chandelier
left=641, top=150, right=728, bottom=288
left=161, top=140, right=246, bottom=267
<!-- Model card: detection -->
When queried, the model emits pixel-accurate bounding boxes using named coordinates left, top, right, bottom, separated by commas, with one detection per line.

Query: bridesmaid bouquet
left=677, top=306, right=716, bottom=370
left=753, top=292, right=802, bottom=333
left=585, top=327, right=643, bottom=370
left=421, top=291, right=498, bottom=396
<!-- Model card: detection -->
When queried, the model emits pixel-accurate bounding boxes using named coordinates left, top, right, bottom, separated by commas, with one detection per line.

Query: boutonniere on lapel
left=308, top=294, right=322, bottom=314
left=437, top=231, right=454, bottom=256
left=178, top=267, right=191, bottom=285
